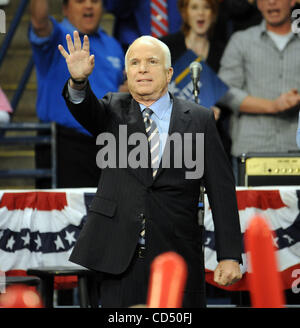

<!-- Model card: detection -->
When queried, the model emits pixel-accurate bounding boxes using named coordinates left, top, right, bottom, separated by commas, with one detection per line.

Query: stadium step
left=0, top=2, right=114, bottom=189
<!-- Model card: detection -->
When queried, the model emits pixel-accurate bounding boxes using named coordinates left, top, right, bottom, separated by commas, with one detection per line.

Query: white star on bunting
left=34, top=235, right=42, bottom=250
left=21, top=232, right=30, bottom=246
left=6, top=236, right=15, bottom=250
left=64, top=231, right=76, bottom=246
left=54, top=235, right=65, bottom=250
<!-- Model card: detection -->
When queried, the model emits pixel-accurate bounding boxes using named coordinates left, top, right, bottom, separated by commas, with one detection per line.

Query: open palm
left=58, top=31, right=95, bottom=80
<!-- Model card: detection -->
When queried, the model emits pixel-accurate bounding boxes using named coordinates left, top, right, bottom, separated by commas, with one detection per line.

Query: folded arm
left=240, top=90, right=300, bottom=114
left=219, top=32, right=300, bottom=115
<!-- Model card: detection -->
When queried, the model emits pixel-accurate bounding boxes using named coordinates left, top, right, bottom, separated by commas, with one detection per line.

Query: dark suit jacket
left=63, top=83, right=242, bottom=299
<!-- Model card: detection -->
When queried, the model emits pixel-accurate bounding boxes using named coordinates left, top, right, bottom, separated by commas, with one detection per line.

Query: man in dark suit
left=59, top=32, right=242, bottom=307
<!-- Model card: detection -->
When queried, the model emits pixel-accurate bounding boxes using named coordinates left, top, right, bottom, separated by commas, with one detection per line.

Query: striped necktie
left=138, top=108, right=160, bottom=248
left=150, top=0, right=169, bottom=38
left=143, top=107, right=160, bottom=178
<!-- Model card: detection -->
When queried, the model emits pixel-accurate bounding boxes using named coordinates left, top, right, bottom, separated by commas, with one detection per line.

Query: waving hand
left=58, top=31, right=95, bottom=81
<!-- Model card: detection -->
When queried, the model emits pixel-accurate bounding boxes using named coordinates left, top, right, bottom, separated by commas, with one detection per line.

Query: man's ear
left=123, top=69, right=127, bottom=81
left=167, top=67, right=173, bottom=83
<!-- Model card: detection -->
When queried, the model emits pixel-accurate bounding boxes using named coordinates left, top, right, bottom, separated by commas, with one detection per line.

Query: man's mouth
left=267, top=9, right=281, bottom=16
left=83, top=13, right=94, bottom=19
left=137, top=79, right=152, bottom=82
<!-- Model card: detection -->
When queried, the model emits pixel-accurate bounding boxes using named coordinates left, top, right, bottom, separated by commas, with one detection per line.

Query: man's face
left=257, top=0, right=296, bottom=28
left=63, top=0, right=102, bottom=34
left=126, top=40, right=173, bottom=104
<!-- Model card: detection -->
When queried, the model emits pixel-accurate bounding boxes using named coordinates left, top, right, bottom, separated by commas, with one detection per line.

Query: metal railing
left=0, top=1, right=57, bottom=187
left=0, top=122, right=57, bottom=188
left=0, top=0, right=33, bottom=113
left=0, top=0, right=29, bottom=67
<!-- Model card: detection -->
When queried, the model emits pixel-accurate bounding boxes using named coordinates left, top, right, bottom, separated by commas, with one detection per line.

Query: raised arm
left=58, top=31, right=95, bottom=90
left=30, top=0, right=52, bottom=37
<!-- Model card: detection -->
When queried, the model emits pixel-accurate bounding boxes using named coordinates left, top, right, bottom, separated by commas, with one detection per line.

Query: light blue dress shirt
left=138, top=92, right=173, bottom=161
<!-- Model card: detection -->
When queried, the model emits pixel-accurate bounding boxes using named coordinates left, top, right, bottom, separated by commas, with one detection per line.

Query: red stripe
left=151, top=0, right=167, bottom=15
left=236, top=190, right=286, bottom=211
left=151, top=20, right=167, bottom=37
left=151, top=31, right=159, bottom=38
left=0, top=192, right=68, bottom=211
left=151, top=8, right=168, bottom=27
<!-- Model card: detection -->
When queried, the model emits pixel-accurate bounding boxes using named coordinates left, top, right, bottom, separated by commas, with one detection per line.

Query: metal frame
left=0, top=122, right=57, bottom=188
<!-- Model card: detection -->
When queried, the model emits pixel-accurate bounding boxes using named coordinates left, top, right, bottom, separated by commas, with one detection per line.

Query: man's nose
left=84, top=0, right=94, bottom=7
left=138, top=62, right=148, bottom=72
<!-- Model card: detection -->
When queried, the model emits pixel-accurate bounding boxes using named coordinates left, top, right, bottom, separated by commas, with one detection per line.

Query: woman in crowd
left=161, top=0, right=223, bottom=72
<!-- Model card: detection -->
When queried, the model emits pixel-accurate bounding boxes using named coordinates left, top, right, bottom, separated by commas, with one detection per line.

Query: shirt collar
left=139, top=92, right=172, bottom=120
left=60, top=18, right=102, bottom=37
left=259, top=19, right=300, bottom=39
left=258, top=20, right=268, bottom=36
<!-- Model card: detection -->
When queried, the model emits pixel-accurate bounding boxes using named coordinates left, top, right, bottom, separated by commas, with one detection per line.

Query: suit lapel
left=154, top=96, right=191, bottom=180
left=123, top=97, right=153, bottom=186
left=167, top=96, right=191, bottom=136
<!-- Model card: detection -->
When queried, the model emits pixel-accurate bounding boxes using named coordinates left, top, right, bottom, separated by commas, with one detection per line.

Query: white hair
left=124, top=35, right=172, bottom=72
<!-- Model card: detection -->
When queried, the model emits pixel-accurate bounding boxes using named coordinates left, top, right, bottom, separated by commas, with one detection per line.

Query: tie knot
left=143, top=107, right=153, bottom=118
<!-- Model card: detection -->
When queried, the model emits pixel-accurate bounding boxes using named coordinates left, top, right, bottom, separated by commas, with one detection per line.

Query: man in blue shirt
left=103, top=0, right=182, bottom=51
left=29, top=0, right=124, bottom=188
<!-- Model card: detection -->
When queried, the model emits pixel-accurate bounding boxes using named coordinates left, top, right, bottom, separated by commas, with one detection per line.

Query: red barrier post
left=147, top=251, right=187, bottom=308
left=245, top=215, right=285, bottom=308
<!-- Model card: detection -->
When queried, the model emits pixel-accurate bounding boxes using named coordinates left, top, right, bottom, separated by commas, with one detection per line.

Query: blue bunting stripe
left=0, top=218, right=86, bottom=253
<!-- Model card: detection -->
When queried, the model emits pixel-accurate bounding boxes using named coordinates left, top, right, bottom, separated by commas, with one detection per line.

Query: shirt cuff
left=67, top=81, right=86, bottom=104
left=220, top=88, right=248, bottom=115
left=28, top=16, right=56, bottom=46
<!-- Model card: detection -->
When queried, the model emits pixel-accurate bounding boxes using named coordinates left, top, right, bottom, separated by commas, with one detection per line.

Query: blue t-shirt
left=29, top=17, right=124, bottom=135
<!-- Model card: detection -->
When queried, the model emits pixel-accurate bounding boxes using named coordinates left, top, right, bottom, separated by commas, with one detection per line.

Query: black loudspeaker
left=237, top=152, right=300, bottom=186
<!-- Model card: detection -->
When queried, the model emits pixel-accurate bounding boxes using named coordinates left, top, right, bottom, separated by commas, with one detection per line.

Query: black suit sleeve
left=62, top=80, right=112, bottom=137
left=203, top=110, right=243, bottom=263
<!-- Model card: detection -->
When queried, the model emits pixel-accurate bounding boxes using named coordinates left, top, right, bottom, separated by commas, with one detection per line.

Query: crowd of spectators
left=0, top=0, right=300, bottom=307
left=1, top=0, right=300, bottom=181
